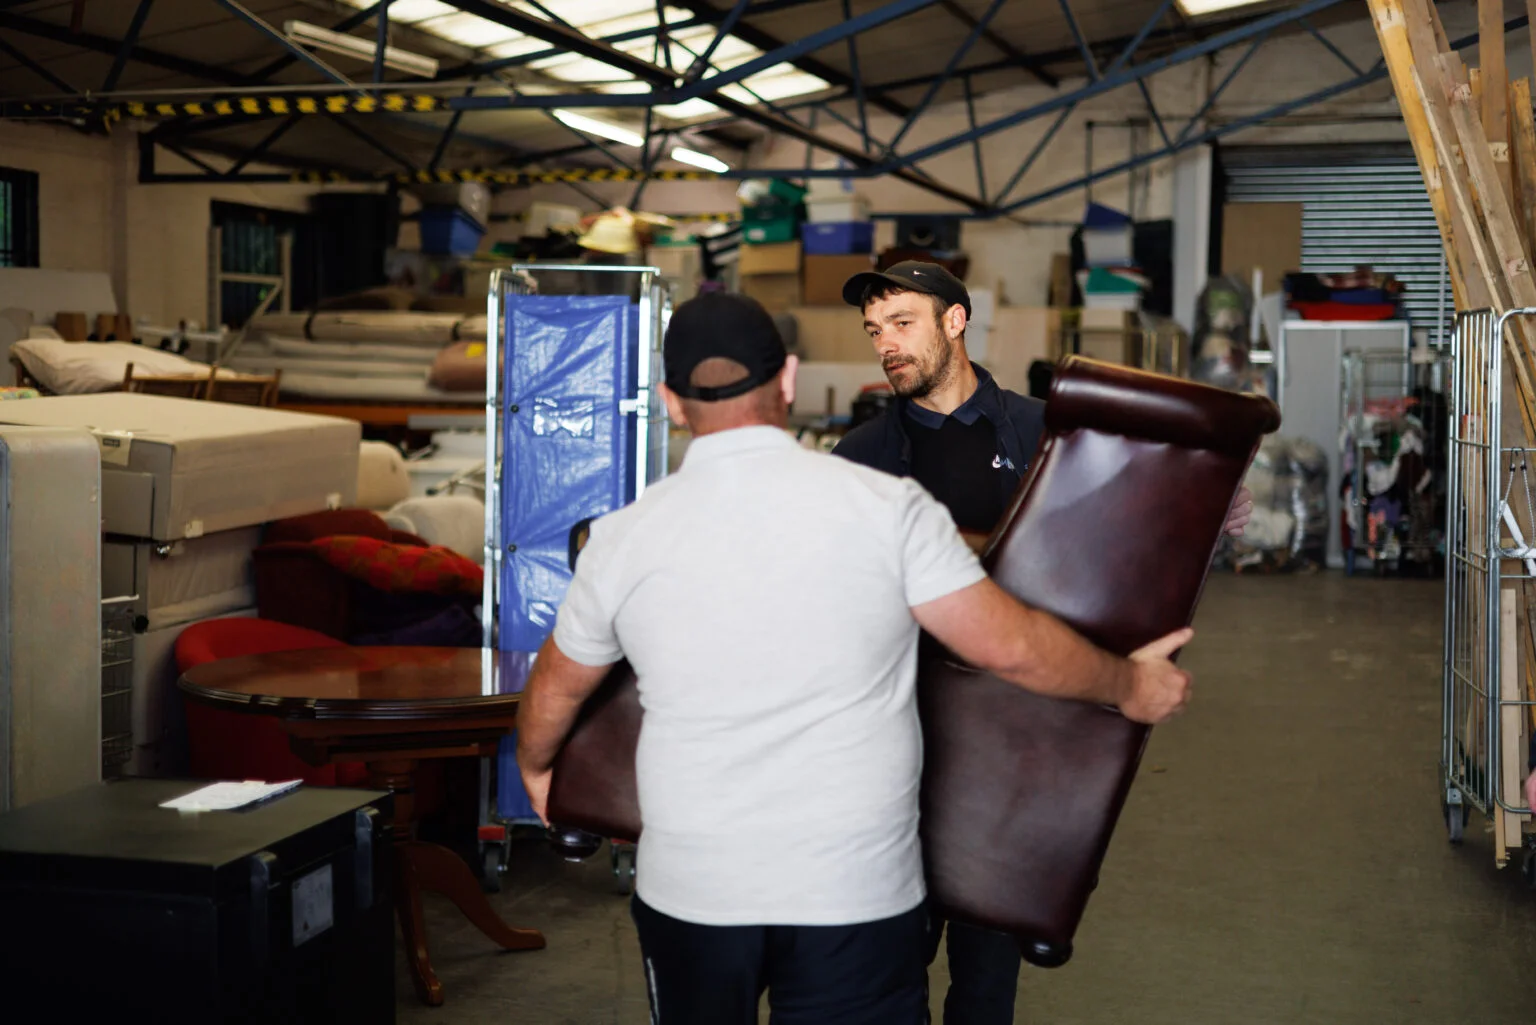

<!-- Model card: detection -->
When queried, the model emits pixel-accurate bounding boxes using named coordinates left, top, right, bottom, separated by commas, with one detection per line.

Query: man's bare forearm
left=515, top=637, right=609, bottom=775
left=993, top=603, right=1135, bottom=706
left=915, top=579, right=1133, bottom=705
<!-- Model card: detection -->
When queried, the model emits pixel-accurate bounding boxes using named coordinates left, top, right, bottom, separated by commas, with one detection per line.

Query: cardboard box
left=786, top=306, right=870, bottom=362
left=1049, top=253, right=1073, bottom=307
left=1221, top=202, right=1301, bottom=293
left=738, top=241, right=801, bottom=276
left=741, top=273, right=802, bottom=312
left=54, top=312, right=88, bottom=342
left=984, top=307, right=1060, bottom=395
left=802, top=254, right=874, bottom=306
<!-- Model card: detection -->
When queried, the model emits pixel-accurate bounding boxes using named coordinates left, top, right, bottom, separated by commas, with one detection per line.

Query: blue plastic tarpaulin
left=496, top=294, right=639, bottom=823
left=498, top=295, right=636, bottom=654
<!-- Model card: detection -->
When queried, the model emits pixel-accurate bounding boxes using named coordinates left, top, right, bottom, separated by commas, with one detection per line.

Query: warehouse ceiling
left=0, top=0, right=1359, bottom=193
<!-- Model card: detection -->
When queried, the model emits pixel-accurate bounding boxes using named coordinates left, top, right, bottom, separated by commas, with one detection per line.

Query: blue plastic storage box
left=803, top=221, right=875, bottom=256
left=420, top=206, right=486, bottom=256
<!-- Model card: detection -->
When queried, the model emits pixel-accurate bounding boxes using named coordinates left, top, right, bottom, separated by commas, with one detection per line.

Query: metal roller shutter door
left=1223, top=148, right=1449, bottom=331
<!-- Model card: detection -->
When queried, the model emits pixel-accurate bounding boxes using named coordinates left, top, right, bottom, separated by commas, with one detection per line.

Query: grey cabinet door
left=1277, top=322, right=1409, bottom=567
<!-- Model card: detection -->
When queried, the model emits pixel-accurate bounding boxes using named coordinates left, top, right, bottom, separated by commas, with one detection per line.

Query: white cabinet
left=1274, top=321, right=1411, bottom=567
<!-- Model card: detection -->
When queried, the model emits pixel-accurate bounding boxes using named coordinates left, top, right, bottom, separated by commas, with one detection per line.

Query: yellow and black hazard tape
left=281, top=167, right=723, bottom=184
left=4, top=93, right=455, bottom=122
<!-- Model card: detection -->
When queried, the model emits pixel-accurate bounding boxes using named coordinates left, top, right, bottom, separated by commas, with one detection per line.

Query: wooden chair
left=121, top=362, right=209, bottom=400
left=206, top=368, right=281, bottom=408
left=10, top=356, right=44, bottom=393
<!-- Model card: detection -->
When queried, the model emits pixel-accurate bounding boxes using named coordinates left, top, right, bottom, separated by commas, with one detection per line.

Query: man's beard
left=883, top=324, right=955, bottom=398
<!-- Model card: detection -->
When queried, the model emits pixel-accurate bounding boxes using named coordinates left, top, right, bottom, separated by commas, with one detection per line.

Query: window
left=0, top=166, right=39, bottom=268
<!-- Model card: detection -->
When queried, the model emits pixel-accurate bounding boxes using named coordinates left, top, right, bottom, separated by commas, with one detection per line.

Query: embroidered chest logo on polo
left=992, top=454, right=1016, bottom=471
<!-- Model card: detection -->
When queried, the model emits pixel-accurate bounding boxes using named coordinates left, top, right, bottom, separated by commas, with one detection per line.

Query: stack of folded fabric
left=1285, top=266, right=1405, bottom=320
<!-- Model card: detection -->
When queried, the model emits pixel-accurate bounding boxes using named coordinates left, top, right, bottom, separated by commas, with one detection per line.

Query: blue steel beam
left=1136, top=79, right=1170, bottom=148
left=674, top=0, right=941, bottom=103
left=1172, top=29, right=1267, bottom=146
left=1299, top=15, right=1363, bottom=76
left=963, top=74, right=987, bottom=204
left=216, top=0, right=354, bottom=87
left=326, top=112, right=415, bottom=171
left=252, top=1, right=381, bottom=80
left=103, top=0, right=155, bottom=94
left=455, top=14, right=701, bottom=76
left=889, top=0, right=1346, bottom=170
left=0, top=34, right=76, bottom=94
left=1056, top=0, right=1100, bottom=80
left=1103, top=0, right=1172, bottom=77
left=992, top=104, right=1075, bottom=207
left=373, top=0, right=392, bottom=86
left=888, top=0, right=1007, bottom=151
left=682, top=0, right=748, bottom=82
left=1000, top=63, right=1385, bottom=213
left=228, top=114, right=301, bottom=175
left=842, top=0, right=871, bottom=153
left=655, top=0, right=675, bottom=73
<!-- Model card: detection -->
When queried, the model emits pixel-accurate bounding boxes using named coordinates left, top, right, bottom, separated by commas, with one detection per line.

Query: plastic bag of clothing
left=1190, top=276, right=1254, bottom=391
left=1215, top=435, right=1328, bottom=571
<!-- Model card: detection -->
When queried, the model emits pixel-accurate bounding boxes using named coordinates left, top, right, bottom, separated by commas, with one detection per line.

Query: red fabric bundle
left=309, top=534, right=483, bottom=595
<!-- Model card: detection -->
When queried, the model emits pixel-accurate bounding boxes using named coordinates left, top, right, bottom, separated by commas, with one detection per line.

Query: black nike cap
left=663, top=292, right=788, bottom=402
left=841, top=260, right=971, bottom=317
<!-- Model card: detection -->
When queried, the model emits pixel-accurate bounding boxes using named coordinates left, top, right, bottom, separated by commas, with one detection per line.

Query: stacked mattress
left=233, top=311, right=488, bottom=404
left=0, top=394, right=362, bottom=774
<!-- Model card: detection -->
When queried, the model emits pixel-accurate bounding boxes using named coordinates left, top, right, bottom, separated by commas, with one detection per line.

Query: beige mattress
left=226, top=351, right=434, bottom=379
left=252, top=311, right=486, bottom=346
left=261, top=335, right=440, bottom=364
left=102, top=527, right=261, bottom=632
left=273, top=371, right=484, bottom=404
left=0, top=393, right=360, bottom=541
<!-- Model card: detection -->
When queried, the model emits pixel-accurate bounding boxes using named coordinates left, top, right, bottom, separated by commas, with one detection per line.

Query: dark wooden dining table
left=178, top=645, right=546, bottom=1007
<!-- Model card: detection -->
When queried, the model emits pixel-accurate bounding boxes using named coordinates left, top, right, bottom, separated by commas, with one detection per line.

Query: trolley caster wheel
left=480, top=845, right=504, bottom=894
left=1443, top=799, right=1468, bottom=845
left=611, top=844, right=636, bottom=896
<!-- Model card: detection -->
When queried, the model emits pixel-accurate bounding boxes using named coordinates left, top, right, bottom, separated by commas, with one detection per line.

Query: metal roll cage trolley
left=475, top=264, right=670, bottom=895
left=1443, top=308, right=1536, bottom=884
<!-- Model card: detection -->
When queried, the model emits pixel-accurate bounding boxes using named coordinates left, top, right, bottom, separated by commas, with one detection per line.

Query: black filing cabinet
left=0, top=780, right=394, bottom=1024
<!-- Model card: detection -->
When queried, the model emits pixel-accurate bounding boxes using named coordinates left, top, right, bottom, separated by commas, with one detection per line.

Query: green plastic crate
left=742, top=218, right=799, bottom=245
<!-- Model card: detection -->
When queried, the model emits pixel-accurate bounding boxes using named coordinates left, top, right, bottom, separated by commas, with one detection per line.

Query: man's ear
left=946, top=304, right=968, bottom=339
left=780, top=354, right=800, bottom=409
left=660, top=383, right=689, bottom=428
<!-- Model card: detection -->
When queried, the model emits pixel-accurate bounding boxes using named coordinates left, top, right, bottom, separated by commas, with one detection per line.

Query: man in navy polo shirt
left=834, top=261, right=1253, bottom=1023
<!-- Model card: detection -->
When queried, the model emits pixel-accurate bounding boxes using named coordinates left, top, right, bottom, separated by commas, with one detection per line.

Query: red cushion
left=264, top=508, right=397, bottom=546
left=309, top=534, right=483, bottom=595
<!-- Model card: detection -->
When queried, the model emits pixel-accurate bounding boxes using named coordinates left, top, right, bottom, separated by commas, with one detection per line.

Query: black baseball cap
left=663, top=292, right=788, bottom=402
left=841, top=260, right=971, bottom=317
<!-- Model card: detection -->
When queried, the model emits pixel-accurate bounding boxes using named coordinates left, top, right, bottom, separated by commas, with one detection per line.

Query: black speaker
left=895, top=215, right=961, bottom=251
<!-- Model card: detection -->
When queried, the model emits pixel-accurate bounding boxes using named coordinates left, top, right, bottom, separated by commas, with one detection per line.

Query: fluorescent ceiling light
left=551, top=109, right=645, bottom=146
left=653, top=97, right=722, bottom=120
left=416, top=12, right=522, bottom=47
left=283, top=20, right=440, bottom=77
left=671, top=147, right=730, bottom=173
left=1175, top=0, right=1272, bottom=15
left=362, top=0, right=455, bottom=25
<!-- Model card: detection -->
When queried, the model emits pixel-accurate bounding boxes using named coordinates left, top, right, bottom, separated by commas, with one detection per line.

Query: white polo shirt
left=552, top=425, right=985, bottom=926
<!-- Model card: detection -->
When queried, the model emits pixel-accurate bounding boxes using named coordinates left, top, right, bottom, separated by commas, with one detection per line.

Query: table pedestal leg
left=368, top=757, right=545, bottom=1008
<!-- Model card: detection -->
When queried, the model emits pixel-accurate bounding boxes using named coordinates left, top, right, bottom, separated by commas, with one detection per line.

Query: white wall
left=0, top=119, right=334, bottom=328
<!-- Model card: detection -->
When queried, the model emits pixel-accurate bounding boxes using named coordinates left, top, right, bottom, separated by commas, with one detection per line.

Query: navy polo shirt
left=832, top=363, right=1046, bottom=533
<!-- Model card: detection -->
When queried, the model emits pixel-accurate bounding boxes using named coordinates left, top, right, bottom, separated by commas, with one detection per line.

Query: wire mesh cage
left=1341, top=346, right=1452, bottom=576
left=100, top=598, right=135, bottom=777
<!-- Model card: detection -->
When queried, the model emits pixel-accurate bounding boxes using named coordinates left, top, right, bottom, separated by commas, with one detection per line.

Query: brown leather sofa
left=545, top=356, right=1280, bottom=965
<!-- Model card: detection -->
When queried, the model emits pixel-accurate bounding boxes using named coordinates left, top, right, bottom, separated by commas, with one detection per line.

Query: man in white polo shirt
left=516, top=292, right=1194, bottom=1024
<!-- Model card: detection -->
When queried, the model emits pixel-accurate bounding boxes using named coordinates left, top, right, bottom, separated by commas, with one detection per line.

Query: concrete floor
left=398, top=573, right=1536, bottom=1024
